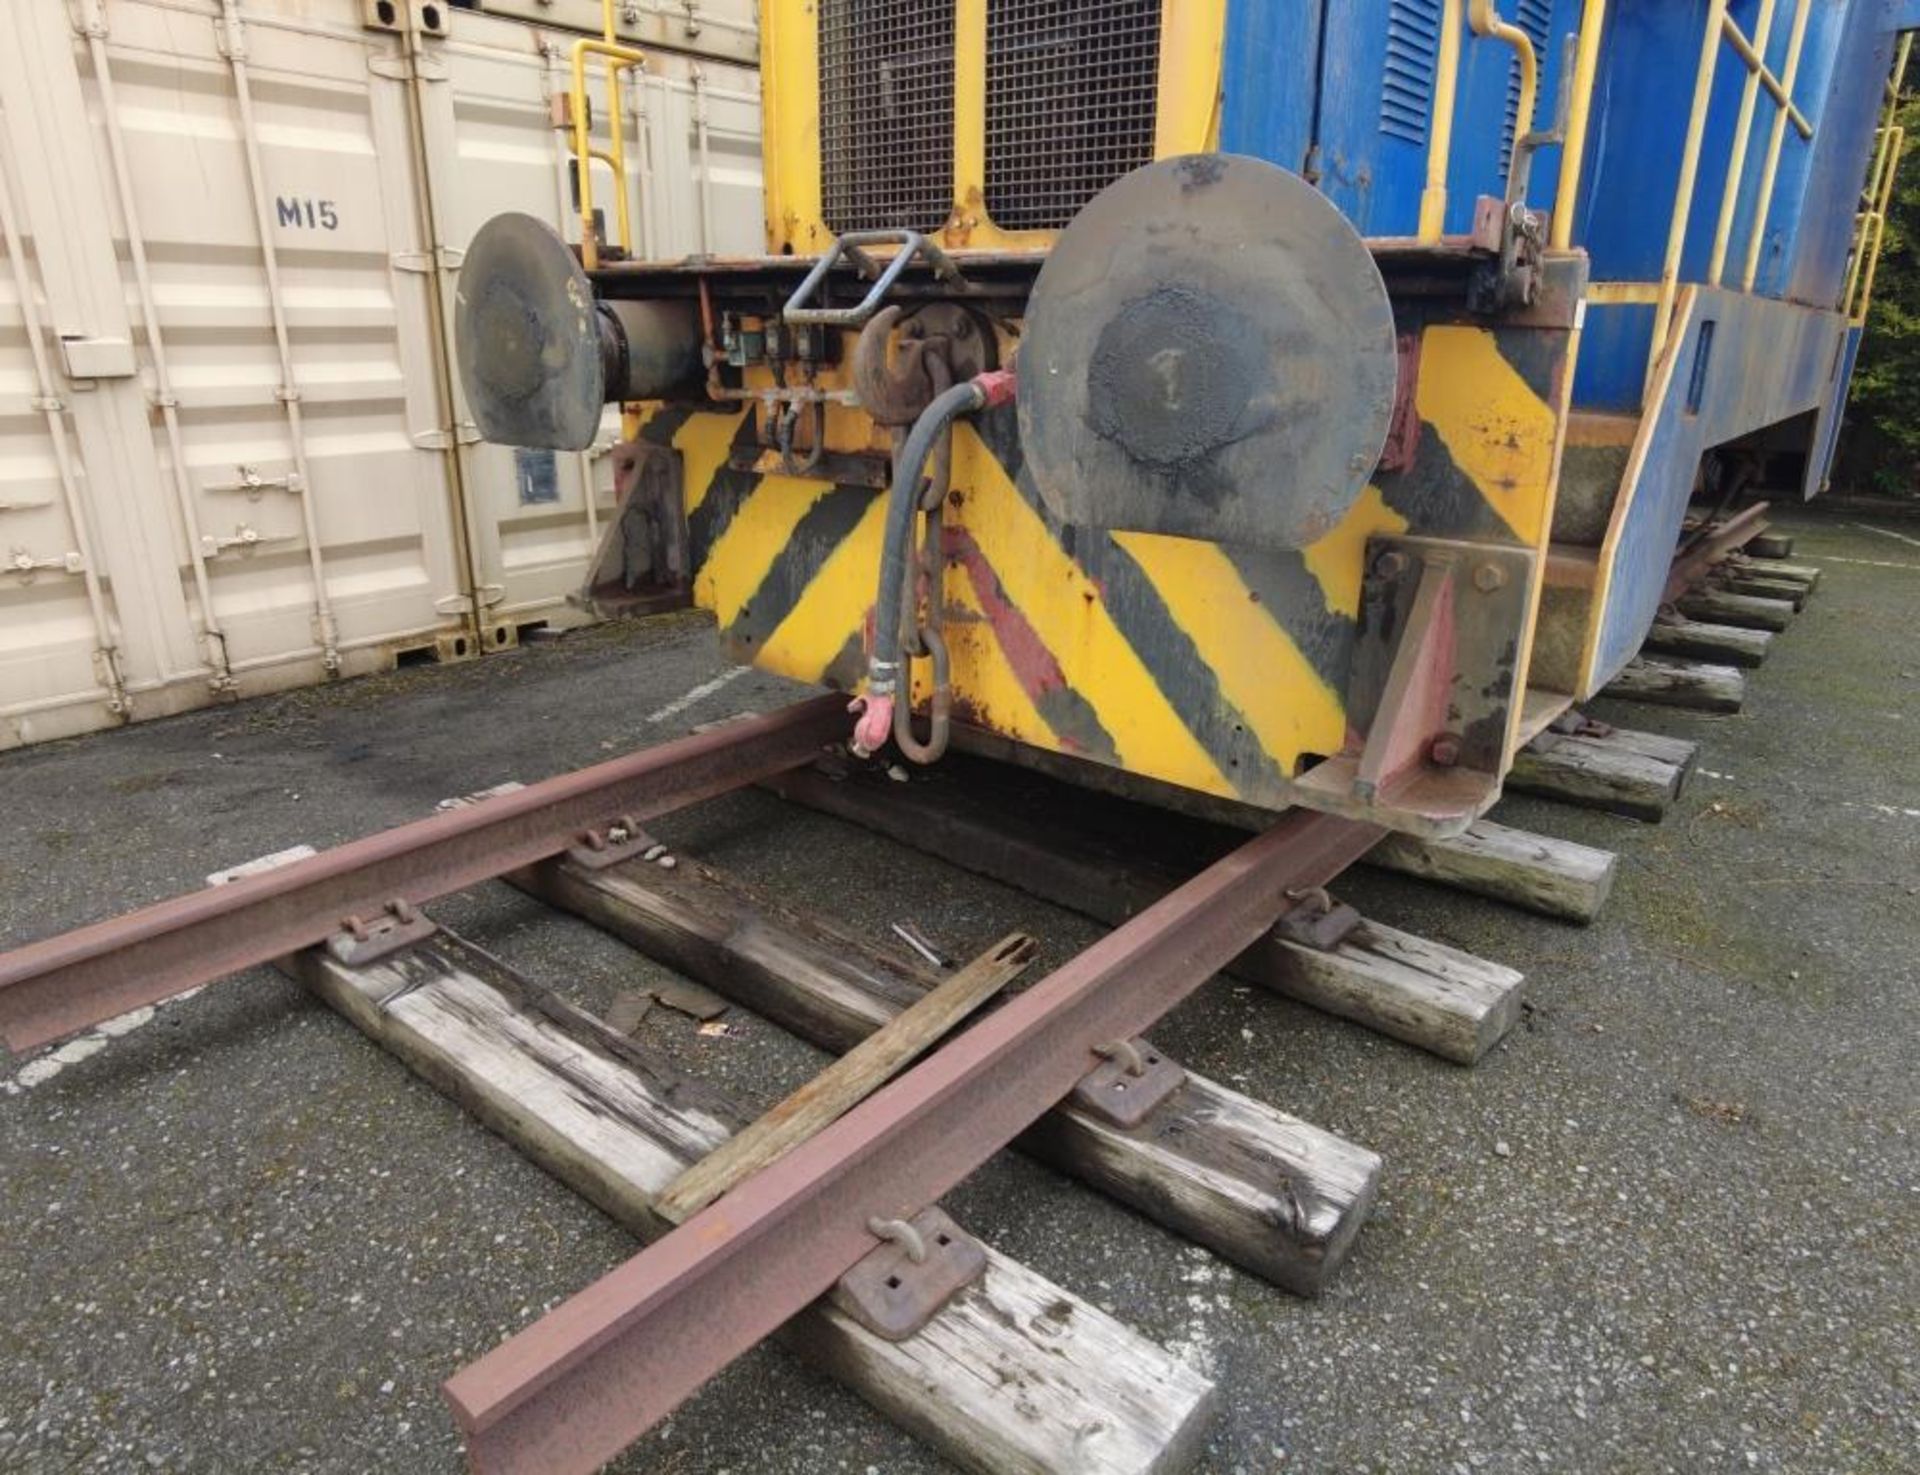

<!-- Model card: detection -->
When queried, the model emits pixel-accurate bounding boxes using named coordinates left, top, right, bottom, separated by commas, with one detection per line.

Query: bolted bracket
left=829, top=1207, right=986, bottom=1341
left=564, top=817, right=676, bottom=872
left=327, top=898, right=436, bottom=966
left=1274, top=887, right=1364, bottom=951
left=1068, top=1038, right=1188, bottom=1128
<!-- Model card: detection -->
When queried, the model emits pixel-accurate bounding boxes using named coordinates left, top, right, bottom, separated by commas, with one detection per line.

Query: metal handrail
left=1647, top=0, right=1818, bottom=396
left=1843, top=33, right=1913, bottom=325
left=1419, top=0, right=1544, bottom=245
left=570, top=1, right=646, bottom=268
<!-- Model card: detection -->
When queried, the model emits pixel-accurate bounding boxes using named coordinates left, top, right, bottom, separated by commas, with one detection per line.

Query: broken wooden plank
left=1674, top=588, right=1796, bottom=632
left=520, top=854, right=1383, bottom=1293
left=1368, top=819, right=1617, bottom=925
left=762, top=761, right=1523, bottom=1064
left=1507, top=725, right=1696, bottom=821
left=285, top=929, right=1217, bottom=1475
left=1641, top=618, right=1773, bottom=668
left=1602, top=656, right=1745, bottom=713
left=656, top=934, right=1034, bottom=1225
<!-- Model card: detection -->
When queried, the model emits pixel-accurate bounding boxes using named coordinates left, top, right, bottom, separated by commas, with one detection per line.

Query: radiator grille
left=818, top=0, right=956, bottom=233
left=985, top=0, right=1162, bottom=231
left=1380, top=0, right=1442, bottom=146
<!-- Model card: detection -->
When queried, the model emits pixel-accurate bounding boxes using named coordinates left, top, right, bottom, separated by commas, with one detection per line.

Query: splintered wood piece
left=654, top=933, right=1036, bottom=1226
left=282, top=926, right=1214, bottom=1475
left=604, top=991, right=653, bottom=1035
left=520, top=855, right=1382, bottom=1295
left=1368, top=819, right=1617, bottom=925
left=1602, top=657, right=1745, bottom=713
left=1675, top=588, right=1796, bottom=631
left=1641, top=618, right=1773, bottom=668
left=1508, top=724, right=1697, bottom=821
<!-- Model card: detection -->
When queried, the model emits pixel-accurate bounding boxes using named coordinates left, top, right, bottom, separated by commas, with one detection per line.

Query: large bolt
left=1473, top=562, right=1508, bottom=592
left=1375, top=550, right=1410, bottom=580
left=1429, top=734, right=1462, bottom=768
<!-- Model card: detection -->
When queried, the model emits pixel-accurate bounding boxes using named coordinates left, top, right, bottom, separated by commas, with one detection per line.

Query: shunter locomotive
left=459, top=0, right=1917, bottom=837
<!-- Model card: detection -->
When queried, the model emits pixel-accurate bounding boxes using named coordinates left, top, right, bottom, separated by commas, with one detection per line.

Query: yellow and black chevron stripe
left=631, top=315, right=1569, bottom=809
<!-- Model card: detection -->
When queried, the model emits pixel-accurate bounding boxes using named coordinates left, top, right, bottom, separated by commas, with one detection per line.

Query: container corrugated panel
left=0, top=198, right=122, bottom=745
left=0, top=0, right=765, bottom=750
left=425, top=6, right=763, bottom=635
left=0, top=0, right=473, bottom=748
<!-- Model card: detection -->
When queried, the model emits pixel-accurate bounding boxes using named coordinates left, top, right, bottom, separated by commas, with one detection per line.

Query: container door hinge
left=432, top=583, right=503, bottom=616
left=392, top=247, right=464, bottom=275
left=412, top=424, right=482, bottom=450
left=367, top=54, right=413, bottom=80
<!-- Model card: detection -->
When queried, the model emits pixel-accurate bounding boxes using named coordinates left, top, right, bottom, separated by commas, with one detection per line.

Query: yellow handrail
left=1647, top=0, right=1728, bottom=397
left=1707, top=0, right=1780, bottom=285
left=1739, top=0, right=1816, bottom=290
left=1850, top=124, right=1903, bottom=325
left=570, top=0, right=646, bottom=269
left=1648, top=0, right=1821, bottom=394
left=1469, top=0, right=1538, bottom=204
left=1419, top=1, right=1542, bottom=243
left=1720, top=12, right=1813, bottom=137
left=1845, top=36, right=1911, bottom=327
left=1418, top=0, right=1464, bottom=242
left=1549, top=0, right=1608, bottom=252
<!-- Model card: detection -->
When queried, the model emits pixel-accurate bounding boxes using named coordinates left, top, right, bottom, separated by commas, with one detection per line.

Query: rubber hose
left=865, top=378, right=986, bottom=700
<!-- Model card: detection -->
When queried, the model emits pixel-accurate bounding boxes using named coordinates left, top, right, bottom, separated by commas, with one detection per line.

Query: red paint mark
left=946, top=527, right=1077, bottom=738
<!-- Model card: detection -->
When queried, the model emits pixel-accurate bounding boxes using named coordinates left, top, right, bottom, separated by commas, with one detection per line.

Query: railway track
left=0, top=529, right=1817, bottom=1473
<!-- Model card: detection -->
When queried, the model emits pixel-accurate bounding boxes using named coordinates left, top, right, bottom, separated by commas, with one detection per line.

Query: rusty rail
left=1663, top=501, right=1770, bottom=603
left=441, top=807, right=1383, bottom=1475
left=0, top=695, right=846, bottom=1053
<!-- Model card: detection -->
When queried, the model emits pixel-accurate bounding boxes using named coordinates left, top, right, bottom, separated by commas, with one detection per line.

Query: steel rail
left=0, top=695, right=847, bottom=1054
left=442, top=808, right=1384, bottom=1475
left=1663, top=501, right=1771, bottom=603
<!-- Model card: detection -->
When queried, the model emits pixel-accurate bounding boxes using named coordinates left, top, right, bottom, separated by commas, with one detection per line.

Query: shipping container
left=0, top=0, right=760, bottom=750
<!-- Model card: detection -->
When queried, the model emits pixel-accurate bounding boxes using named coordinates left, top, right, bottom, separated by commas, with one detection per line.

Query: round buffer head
left=1018, top=154, right=1398, bottom=551
left=456, top=212, right=605, bottom=451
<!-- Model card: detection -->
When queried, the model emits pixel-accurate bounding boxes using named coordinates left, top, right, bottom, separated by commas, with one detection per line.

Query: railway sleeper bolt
left=325, top=897, right=438, bottom=968
left=1071, top=1037, right=1189, bottom=1128
left=832, top=1207, right=988, bottom=1343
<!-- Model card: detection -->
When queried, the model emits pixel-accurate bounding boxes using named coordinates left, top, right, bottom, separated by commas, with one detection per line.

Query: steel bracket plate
left=1068, top=1039, right=1188, bottom=1128
left=1275, top=894, right=1364, bottom=951
left=326, top=905, right=437, bottom=967
left=828, top=1208, right=986, bottom=1342
left=565, top=821, right=669, bottom=872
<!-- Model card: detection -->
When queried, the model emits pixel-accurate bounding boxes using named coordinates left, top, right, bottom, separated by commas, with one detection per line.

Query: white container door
left=417, top=9, right=763, bottom=640
left=0, top=0, right=476, bottom=750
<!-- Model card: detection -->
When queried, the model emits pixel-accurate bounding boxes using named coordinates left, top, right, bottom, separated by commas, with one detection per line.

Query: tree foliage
left=1836, top=90, right=1920, bottom=495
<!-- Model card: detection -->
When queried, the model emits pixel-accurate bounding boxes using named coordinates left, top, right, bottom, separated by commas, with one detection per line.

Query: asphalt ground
left=1, top=503, right=1915, bottom=1475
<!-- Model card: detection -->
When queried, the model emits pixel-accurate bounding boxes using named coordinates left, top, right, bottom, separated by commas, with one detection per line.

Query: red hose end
left=972, top=367, right=1018, bottom=409
left=850, top=695, right=895, bottom=758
